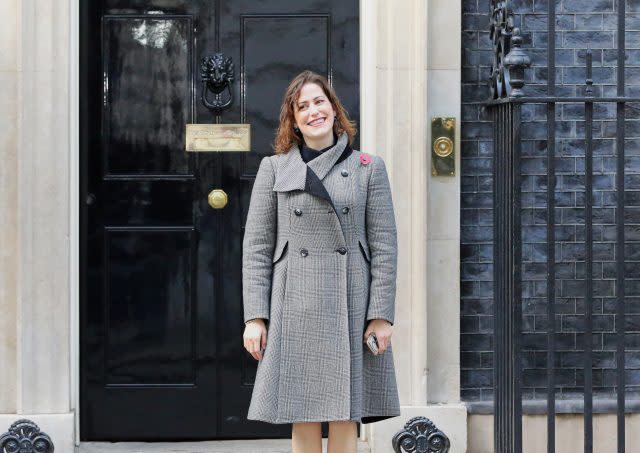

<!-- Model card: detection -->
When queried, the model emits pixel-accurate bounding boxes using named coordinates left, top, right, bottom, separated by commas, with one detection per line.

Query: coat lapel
left=272, top=146, right=307, bottom=192
left=304, top=166, right=335, bottom=211
left=306, top=131, right=349, bottom=181
left=272, top=132, right=354, bottom=214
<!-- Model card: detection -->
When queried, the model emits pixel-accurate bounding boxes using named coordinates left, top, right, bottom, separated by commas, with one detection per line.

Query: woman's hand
left=243, top=319, right=268, bottom=361
left=363, top=319, right=393, bottom=354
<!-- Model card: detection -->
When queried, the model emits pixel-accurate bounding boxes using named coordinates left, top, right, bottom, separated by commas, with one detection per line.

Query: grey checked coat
left=242, top=131, right=400, bottom=424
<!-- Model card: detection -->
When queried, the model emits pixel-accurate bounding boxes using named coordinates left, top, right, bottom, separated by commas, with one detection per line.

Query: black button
left=341, top=169, right=349, bottom=177
left=294, top=208, right=302, bottom=216
left=336, top=247, right=347, bottom=255
left=342, top=206, right=350, bottom=214
left=300, top=248, right=309, bottom=257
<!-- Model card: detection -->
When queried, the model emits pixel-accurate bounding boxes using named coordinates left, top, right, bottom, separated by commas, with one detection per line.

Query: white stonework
left=0, top=1, right=76, bottom=451
left=18, top=0, right=72, bottom=413
left=469, top=414, right=640, bottom=453
left=0, top=0, right=19, bottom=416
left=360, top=0, right=466, bottom=449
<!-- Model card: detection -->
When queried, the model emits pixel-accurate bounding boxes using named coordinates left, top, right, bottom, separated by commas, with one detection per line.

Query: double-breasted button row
left=299, top=247, right=346, bottom=257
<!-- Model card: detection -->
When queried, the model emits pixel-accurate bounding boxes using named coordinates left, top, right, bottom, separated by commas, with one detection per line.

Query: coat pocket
left=272, top=239, right=289, bottom=264
left=358, top=238, right=371, bottom=264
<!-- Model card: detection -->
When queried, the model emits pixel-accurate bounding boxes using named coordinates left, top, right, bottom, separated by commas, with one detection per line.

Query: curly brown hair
left=272, top=70, right=357, bottom=154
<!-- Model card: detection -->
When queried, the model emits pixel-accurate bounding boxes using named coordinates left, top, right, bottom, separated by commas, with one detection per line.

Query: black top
left=300, top=134, right=337, bottom=163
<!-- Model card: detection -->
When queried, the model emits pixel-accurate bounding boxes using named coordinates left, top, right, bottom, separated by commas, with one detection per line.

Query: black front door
left=80, top=0, right=359, bottom=441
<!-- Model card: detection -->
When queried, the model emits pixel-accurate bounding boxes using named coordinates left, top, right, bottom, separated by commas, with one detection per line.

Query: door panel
left=105, top=227, right=195, bottom=385
left=81, top=0, right=358, bottom=441
left=103, top=16, right=193, bottom=175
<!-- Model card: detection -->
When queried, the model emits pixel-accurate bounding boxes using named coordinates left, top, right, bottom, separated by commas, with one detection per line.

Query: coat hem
left=360, top=413, right=401, bottom=424
left=247, top=415, right=351, bottom=425
left=247, top=411, right=401, bottom=425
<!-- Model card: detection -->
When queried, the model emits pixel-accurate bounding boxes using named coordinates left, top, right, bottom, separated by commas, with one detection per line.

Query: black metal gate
left=485, top=1, right=635, bottom=451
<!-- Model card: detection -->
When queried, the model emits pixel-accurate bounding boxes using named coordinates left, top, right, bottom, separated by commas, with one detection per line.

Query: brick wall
left=461, top=0, right=640, bottom=403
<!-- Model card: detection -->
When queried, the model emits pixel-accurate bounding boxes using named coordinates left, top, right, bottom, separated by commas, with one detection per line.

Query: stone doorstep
left=78, top=439, right=371, bottom=453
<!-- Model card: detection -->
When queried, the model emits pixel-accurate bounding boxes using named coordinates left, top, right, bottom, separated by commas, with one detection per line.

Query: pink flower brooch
left=359, top=153, right=372, bottom=165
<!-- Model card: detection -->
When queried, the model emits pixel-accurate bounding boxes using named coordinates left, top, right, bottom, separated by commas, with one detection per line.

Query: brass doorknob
left=208, top=189, right=228, bottom=209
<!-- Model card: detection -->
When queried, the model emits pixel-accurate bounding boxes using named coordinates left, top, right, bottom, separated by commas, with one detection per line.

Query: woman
left=242, top=70, right=400, bottom=453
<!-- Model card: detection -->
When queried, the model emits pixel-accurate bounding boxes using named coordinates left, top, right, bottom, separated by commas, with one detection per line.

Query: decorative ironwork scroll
left=200, top=52, right=235, bottom=113
left=0, top=419, right=54, bottom=453
left=489, top=1, right=530, bottom=99
left=391, top=416, right=450, bottom=453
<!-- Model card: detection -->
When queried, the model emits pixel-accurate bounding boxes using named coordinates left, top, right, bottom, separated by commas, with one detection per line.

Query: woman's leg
left=327, top=420, right=357, bottom=453
left=291, top=422, right=322, bottom=453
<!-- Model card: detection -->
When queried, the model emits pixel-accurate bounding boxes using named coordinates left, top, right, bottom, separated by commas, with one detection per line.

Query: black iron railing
left=485, top=1, right=631, bottom=452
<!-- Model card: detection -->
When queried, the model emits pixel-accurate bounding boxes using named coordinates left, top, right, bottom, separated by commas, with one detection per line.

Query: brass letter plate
left=185, top=124, right=251, bottom=152
left=431, top=117, right=455, bottom=176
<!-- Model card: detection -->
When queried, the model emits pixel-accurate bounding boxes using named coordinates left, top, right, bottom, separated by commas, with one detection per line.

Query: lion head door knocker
left=200, top=52, right=234, bottom=113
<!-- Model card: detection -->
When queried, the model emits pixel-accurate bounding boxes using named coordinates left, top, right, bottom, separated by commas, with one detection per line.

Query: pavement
left=78, top=439, right=371, bottom=453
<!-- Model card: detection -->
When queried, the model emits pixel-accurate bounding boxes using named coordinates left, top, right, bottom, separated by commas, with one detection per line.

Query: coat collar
left=307, top=131, right=349, bottom=181
left=272, top=131, right=350, bottom=193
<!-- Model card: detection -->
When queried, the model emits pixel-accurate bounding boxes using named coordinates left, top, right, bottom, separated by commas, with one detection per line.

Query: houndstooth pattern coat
left=242, top=131, right=400, bottom=424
